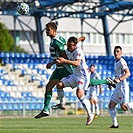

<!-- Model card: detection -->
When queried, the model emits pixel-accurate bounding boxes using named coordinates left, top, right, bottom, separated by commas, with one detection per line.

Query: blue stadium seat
left=0, top=75, right=4, bottom=80
left=64, top=92, right=69, bottom=97
left=21, top=70, right=27, bottom=75
left=0, top=69, right=7, bottom=75
left=12, top=104, right=19, bottom=110
left=29, top=104, right=35, bottom=110
left=17, top=103, right=23, bottom=110
left=12, top=63, right=18, bottom=70
left=34, top=104, right=41, bottom=110
left=24, top=104, right=30, bottom=110
left=68, top=96, right=77, bottom=102
left=26, top=92, right=32, bottom=98
left=46, top=74, right=50, bottom=79
left=1, top=104, right=7, bottom=110
left=39, top=81, right=45, bottom=86
left=6, top=104, right=13, bottom=110
left=31, top=75, right=39, bottom=81
left=21, top=92, right=27, bottom=97
left=103, top=103, right=108, bottom=109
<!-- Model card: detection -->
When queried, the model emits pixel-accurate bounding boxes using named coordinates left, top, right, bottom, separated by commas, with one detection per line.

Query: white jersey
left=65, top=47, right=89, bottom=78
left=114, top=58, right=129, bottom=89
left=62, top=47, right=90, bottom=90
left=111, top=57, right=129, bottom=104
left=90, top=72, right=101, bottom=91
left=87, top=72, right=101, bottom=99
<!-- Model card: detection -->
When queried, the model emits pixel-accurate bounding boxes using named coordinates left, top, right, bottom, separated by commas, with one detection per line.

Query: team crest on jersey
left=78, top=81, right=83, bottom=84
left=119, top=97, right=122, bottom=100
left=78, top=53, right=81, bottom=57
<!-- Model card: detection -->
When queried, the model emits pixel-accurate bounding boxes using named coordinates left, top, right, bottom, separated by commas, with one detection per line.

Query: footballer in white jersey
left=111, top=57, right=129, bottom=104
left=87, top=64, right=102, bottom=116
left=56, top=36, right=94, bottom=125
left=63, top=47, right=90, bottom=90
left=109, top=46, right=133, bottom=128
left=89, top=72, right=101, bottom=99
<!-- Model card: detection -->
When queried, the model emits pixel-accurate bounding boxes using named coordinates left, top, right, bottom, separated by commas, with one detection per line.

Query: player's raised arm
left=77, top=36, right=86, bottom=42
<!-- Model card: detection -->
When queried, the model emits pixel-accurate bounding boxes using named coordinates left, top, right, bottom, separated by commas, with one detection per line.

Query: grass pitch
left=0, top=115, right=133, bottom=133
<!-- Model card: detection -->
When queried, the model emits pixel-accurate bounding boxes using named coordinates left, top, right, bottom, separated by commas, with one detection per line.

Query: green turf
left=0, top=116, right=133, bottom=133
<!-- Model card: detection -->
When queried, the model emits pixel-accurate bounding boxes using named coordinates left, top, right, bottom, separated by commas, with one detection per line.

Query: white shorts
left=61, top=74, right=90, bottom=91
left=88, top=89, right=98, bottom=101
left=111, top=86, right=129, bottom=104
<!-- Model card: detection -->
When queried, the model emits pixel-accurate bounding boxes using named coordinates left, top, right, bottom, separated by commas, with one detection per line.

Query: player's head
left=90, top=64, right=95, bottom=73
left=45, top=22, right=57, bottom=38
left=67, top=36, right=78, bottom=52
left=114, top=46, right=122, bottom=60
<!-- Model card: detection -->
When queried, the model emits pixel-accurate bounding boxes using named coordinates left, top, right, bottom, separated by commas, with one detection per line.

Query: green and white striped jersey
left=50, top=35, right=66, bottom=60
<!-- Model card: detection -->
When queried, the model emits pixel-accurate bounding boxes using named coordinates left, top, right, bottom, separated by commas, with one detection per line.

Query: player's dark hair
left=67, top=36, right=78, bottom=45
left=90, top=64, right=95, bottom=68
left=45, top=22, right=57, bottom=31
left=114, top=46, right=122, bottom=51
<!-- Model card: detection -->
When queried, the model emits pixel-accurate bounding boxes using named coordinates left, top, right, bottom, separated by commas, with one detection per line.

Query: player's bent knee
left=108, top=102, right=112, bottom=108
left=57, top=82, right=64, bottom=89
left=121, top=104, right=128, bottom=111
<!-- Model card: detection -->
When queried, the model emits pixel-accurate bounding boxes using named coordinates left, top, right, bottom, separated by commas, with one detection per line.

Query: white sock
left=95, top=104, right=100, bottom=115
left=127, top=102, right=133, bottom=110
left=57, top=89, right=65, bottom=105
left=91, top=104, right=95, bottom=114
left=79, top=96, right=91, bottom=116
left=109, top=108, right=118, bottom=126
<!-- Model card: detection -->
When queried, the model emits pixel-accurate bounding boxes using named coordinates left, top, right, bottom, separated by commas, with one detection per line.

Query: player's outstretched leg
left=89, top=77, right=116, bottom=88
left=106, top=77, right=116, bottom=88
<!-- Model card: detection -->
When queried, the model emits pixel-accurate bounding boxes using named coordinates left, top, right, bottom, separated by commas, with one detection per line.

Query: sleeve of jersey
left=76, top=48, right=82, bottom=59
left=121, top=58, right=128, bottom=70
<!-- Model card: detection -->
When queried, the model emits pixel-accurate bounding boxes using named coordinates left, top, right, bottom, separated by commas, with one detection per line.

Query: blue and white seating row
left=21, top=69, right=47, bottom=75
left=0, top=103, right=44, bottom=111
left=2, top=86, right=34, bottom=92
left=0, top=53, right=52, bottom=64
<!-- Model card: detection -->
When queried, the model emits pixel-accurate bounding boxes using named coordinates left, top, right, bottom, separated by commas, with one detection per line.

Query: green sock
left=43, top=92, right=52, bottom=112
left=90, top=79, right=109, bottom=86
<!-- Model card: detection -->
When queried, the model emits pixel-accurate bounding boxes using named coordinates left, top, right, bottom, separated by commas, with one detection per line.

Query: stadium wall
left=1, top=16, right=133, bottom=55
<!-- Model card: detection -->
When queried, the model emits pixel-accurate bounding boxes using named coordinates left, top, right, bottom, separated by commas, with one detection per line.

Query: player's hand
left=78, top=36, right=86, bottom=42
left=56, top=57, right=66, bottom=64
left=46, top=62, right=53, bottom=69
left=114, top=78, right=121, bottom=83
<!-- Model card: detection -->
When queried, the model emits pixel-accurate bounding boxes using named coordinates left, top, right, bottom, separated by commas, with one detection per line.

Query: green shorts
left=50, top=67, right=71, bottom=80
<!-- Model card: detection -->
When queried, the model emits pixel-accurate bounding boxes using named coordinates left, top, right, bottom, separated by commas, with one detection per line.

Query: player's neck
left=50, top=33, right=57, bottom=39
left=116, top=58, right=121, bottom=62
